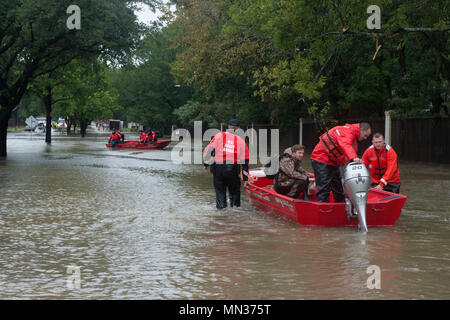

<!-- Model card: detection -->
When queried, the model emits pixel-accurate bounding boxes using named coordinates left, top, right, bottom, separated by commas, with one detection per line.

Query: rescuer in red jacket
left=139, top=130, right=146, bottom=143
left=148, top=130, right=157, bottom=143
left=362, top=132, right=401, bottom=193
left=117, top=130, right=124, bottom=143
left=108, top=130, right=122, bottom=147
left=203, top=119, right=250, bottom=209
left=311, top=122, right=372, bottom=202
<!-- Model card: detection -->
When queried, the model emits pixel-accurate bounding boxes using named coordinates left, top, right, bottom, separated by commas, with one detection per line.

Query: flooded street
left=0, top=131, right=449, bottom=299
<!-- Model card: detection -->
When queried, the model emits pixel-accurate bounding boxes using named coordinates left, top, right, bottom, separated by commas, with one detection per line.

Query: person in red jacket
left=362, top=132, right=401, bottom=193
left=117, top=130, right=124, bottom=143
left=203, top=119, right=250, bottom=209
left=108, top=130, right=122, bottom=147
left=148, top=130, right=157, bottom=143
left=139, top=130, right=147, bottom=143
left=311, top=122, right=372, bottom=202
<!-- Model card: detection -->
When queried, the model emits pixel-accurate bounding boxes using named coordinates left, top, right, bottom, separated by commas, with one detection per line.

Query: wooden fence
left=276, top=117, right=450, bottom=164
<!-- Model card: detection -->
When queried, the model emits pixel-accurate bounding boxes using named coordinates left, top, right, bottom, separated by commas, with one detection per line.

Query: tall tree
left=166, top=0, right=271, bottom=126
left=225, top=0, right=449, bottom=123
left=110, top=23, right=193, bottom=130
left=52, top=59, right=122, bottom=137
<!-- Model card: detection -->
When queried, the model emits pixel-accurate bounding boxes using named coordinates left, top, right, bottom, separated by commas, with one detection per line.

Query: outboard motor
left=343, top=162, right=371, bottom=233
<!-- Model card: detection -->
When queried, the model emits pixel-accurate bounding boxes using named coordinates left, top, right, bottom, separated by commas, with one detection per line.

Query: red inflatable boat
left=244, top=169, right=407, bottom=227
left=106, top=139, right=171, bottom=150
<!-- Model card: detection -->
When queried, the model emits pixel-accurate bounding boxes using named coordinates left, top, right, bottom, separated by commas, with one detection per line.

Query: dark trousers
left=311, top=160, right=345, bottom=203
left=110, top=139, right=121, bottom=147
left=212, top=164, right=241, bottom=209
left=371, top=182, right=401, bottom=194
left=274, top=177, right=309, bottom=199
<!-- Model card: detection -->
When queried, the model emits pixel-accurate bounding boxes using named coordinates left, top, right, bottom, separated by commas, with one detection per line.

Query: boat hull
left=244, top=170, right=407, bottom=227
left=106, top=139, right=171, bottom=150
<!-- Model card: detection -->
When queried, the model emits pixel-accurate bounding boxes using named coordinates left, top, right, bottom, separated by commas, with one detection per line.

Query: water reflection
left=0, top=131, right=449, bottom=299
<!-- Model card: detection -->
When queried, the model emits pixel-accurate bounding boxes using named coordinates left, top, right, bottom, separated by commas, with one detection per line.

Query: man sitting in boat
left=139, top=130, right=147, bottom=143
left=274, top=144, right=310, bottom=200
left=108, top=130, right=122, bottom=147
left=117, top=130, right=125, bottom=143
left=148, top=130, right=157, bottom=143
left=362, top=132, right=401, bottom=193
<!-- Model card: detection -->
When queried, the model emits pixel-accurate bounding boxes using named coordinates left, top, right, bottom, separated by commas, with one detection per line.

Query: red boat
left=244, top=169, right=407, bottom=227
left=106, top=139, right=171, bottom=150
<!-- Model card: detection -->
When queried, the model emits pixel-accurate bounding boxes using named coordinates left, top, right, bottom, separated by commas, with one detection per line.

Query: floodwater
left=0, top=130, right=449, bottom=300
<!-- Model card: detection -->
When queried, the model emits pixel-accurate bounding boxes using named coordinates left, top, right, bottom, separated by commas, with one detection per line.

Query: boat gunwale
left=245, top=180, right=407, bottom=205
left=245, top=169, right=407, bottom=227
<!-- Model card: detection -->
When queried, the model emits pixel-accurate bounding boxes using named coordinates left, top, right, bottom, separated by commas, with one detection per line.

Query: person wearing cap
left=203, top=119, right=250, bottom=209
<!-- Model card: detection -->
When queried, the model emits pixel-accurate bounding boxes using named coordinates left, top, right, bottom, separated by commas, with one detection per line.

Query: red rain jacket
left=204, top=131, right=249, bottom=164
left=311, top=123, right=361, bottom=167
left=109, top=132, right=121, bottom=143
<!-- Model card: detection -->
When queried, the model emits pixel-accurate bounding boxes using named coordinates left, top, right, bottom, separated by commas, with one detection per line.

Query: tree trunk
left=398, top=45, right=406, bottom=76
left=44, top=87, right=52, bottom=144
left=80, top=119, right=87, bottom=137
left=431, top=92, right=443, bottom=114
left=66, top=117, right=72, bottom=135
left=0, top=110, right=11, bottom=157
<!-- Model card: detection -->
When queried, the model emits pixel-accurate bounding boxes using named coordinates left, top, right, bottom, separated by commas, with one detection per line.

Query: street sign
left=25, top=116, right=38, bottom=129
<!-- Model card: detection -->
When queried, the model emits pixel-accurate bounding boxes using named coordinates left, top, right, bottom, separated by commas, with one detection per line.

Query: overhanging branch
left=314, top=27, right=450, bottom=40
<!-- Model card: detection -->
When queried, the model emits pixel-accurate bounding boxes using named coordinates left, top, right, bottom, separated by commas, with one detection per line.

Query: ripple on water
left=0, top=133, right=449, bottom=299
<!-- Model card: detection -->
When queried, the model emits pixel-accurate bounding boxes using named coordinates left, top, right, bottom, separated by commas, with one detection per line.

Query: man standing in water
left=311, top=122, right=372, bottom=202
left=203, top=119, right=250, bottom=209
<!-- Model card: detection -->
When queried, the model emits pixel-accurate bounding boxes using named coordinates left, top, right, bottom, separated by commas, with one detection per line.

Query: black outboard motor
left=343, top=162, right=371, bottom=233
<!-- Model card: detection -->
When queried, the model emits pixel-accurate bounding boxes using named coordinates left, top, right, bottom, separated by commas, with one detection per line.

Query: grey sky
left=135, top=3, right=162, bottom=25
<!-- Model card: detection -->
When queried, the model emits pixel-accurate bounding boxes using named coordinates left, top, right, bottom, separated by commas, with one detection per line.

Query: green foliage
left=52, top=59, right=122, bottom=123
left=109, top=24, right=190, bottom=129
left=5, top=0, right=448, bottom=152
left=174, top=100, right=235, bottom=128
left=164, top=0, right=449, bottom=128
left=16, top=96, right=45, bottom=119
left=253, top=55, right=325, bottom=102
left=0, top=0, right=153, bottom=154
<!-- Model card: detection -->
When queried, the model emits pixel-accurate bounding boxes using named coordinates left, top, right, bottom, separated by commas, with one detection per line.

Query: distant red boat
left=244, top=169, right=407, bottom=227
left=106, top=139, right=171, bottom=150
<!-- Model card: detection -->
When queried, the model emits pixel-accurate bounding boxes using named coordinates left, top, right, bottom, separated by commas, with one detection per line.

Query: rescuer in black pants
left=204, top=119, right=250, bottom=210
left=211, top=164, right=243, bottom=209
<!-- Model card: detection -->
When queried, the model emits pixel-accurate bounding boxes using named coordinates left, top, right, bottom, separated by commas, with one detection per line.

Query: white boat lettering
left=274, top=197, right=295, bottom=211
left=253, top=192, right=270, bottom=202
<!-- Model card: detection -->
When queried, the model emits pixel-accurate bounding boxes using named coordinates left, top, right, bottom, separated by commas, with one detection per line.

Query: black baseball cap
left=228, top=118, right=240, bottom=126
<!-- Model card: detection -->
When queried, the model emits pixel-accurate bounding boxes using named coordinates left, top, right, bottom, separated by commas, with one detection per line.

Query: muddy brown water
left=0, top=131, right=449, bottom=299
